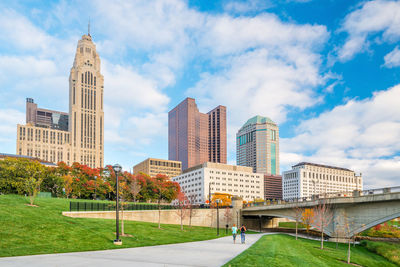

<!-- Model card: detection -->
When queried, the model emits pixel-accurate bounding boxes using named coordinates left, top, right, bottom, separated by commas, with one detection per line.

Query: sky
left=0, top=0, right=399, bottom=189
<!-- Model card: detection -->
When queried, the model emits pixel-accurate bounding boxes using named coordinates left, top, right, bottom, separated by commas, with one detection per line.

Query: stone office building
left=282, top=162, right=363, bottom=200
left=133, top=158, right=182, bottom=178
left=17, top=31, right=104, bottom=168
left=172, top=162, right=264, bottom=204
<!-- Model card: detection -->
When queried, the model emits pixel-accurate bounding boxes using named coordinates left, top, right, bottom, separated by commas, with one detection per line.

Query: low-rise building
left=0, top=152, right=57, bottom=167
left=133, top=158, right=182, bottom=178
left=264, top=174, right=282, bottom=200
left=282, top=162, right=363, bottom=200
left=172, top=162, right=264, bottom=204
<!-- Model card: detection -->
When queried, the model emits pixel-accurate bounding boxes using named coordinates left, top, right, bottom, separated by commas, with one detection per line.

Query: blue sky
left=0, top=0, right=400, bottom=189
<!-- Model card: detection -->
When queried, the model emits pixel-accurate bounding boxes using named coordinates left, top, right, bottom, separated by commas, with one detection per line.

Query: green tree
left=25, top=176, right=43, bottom=205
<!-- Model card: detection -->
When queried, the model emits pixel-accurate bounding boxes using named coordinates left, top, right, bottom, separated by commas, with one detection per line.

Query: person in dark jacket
left=239, top=224, right=247, bottom=244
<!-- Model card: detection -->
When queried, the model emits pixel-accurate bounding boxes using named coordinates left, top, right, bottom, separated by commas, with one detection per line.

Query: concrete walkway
left=0, top=233, right=267, bottom=267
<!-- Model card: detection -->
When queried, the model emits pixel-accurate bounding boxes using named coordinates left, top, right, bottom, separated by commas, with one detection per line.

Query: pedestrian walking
left=239, top=224, right=247, bottom=244
left=231, top=224, right=238, bottom=244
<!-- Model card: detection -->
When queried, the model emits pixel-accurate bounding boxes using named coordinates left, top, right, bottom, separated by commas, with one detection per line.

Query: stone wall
left=63, top=208, right=240, bottom=228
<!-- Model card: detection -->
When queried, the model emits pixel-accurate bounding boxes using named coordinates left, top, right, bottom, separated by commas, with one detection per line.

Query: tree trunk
left=158, top=199, right=161, bottom=229
left=189, top=208, right=192, bottom=228
left=347, top=239, right=351, bottom=264
left=321, top=228, right=324, bottom=249
left=180, top=210, right=183, bottom=230
left=295, top=221, right=298, bottom=240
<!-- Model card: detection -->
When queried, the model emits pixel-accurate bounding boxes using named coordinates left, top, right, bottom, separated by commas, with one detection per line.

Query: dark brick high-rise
left=264, top=174, right=282, bottom=200
left=168, top=98, right=227, bottom=170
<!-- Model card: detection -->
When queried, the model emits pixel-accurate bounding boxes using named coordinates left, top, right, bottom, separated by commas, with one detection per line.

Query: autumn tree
left=313, top=200, right=333, bottom=249
left=187, top=194, right=199, bottom=228
left=337, top=212, right=356, bottom=264
left=174, top=191, right=189, bottom=230
left=292, top=204, right=303, bottom=240
left=63, top=175, right=73, bottom=198
left=129, top=176, right=142, bottom=202
left=301, top=208, right=315, bottom=236
left=211, top=193, right=232, bottom=207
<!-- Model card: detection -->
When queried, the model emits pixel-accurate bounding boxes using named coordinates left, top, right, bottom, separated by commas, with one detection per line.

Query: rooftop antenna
left=88, top=18, right=91, bottom=36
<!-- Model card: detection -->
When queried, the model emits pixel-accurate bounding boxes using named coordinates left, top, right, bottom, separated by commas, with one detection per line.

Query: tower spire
left=88, top=18, right=91, bottom=36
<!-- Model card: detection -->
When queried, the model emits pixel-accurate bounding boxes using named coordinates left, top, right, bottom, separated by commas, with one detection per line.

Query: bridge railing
left=244, top=185, right=400, bottom=208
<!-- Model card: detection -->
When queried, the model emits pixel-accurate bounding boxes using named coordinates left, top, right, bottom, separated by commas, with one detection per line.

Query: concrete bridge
left=241, top=186, right=400, bottom=239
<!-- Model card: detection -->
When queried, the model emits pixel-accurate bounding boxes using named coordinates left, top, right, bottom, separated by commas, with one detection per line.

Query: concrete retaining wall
left=63, top=208, right=241, bottom=228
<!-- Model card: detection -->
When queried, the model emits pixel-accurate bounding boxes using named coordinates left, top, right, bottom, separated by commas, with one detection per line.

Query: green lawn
left=223, top=234, right=398, bottom=267
left=278, top=221, right=306, bottom=229
left=0, top=194, right=230, bottom=257
left=361, top=240, right=400, bottom=265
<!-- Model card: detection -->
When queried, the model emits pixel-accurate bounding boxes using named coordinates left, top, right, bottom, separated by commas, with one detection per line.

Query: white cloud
left=281, top=84, right=400, bottom=188
left=189, top=13, right=328, bottom=158
left=103, top=61, right=170, bottom=113
left=338, top=0, right=400, bottom=61
left=383, top=46, right=400, bottom=68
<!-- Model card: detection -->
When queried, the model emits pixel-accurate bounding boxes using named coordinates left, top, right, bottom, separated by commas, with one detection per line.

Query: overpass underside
left=242, top=192, right=400, bottom=239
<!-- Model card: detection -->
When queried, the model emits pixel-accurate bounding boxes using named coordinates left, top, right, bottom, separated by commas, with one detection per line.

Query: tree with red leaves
left=174, top=191, right=189, bottom=230
left=313, top=199, right=333, bottom=249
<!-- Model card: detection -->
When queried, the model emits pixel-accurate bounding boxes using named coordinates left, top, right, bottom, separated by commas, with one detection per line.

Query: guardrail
left=244, top=185, right=400, bottom=208
left=69, top=201, right=232, bottom=212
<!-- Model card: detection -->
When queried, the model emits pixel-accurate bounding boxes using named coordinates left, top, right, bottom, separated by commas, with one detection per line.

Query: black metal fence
left=69, top=201, right=233, bottom=212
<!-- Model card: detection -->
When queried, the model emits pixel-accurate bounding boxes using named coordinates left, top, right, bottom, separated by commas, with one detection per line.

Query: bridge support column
left=232, top=197, right=243, bottom=227
left=261, top=216, right=279, bottom=228
left=329, top=207, right=349, bottom=242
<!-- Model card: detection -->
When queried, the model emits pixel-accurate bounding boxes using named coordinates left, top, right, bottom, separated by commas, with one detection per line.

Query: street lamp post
left=216, top=199, right=221, bottom=236
left=113, top=164, right=122, bottom=245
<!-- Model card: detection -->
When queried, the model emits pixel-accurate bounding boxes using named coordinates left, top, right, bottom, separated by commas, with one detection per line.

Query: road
left=0, top=233, right=266, bottom=267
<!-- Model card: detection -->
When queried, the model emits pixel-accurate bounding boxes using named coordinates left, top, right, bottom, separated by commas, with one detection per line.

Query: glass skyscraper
left=236, top=115, right=279, bottom=175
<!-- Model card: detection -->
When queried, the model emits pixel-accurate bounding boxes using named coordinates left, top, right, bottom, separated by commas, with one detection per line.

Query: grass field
left=223, top=234, right=398, bottom=267
left=361, top=240, right=400, bottom=265
left=0, top=194, right=230, bottom=257
left=278, top=221, right=306, bottom=229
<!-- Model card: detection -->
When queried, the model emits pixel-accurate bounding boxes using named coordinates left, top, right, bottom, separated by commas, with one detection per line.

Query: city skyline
left=1, top=1, right=400, bottom=189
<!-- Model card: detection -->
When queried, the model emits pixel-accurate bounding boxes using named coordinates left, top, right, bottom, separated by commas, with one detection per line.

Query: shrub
left=361, top=241, right=400, bottom=265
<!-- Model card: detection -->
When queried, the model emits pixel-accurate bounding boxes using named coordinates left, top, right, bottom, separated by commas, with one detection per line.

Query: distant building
left=172, top=162, right=264, bottom=204
left=133, top=158, right=182, bottom=178
left=282, top=162, right=363, bottom=200
left=236, top=115, right=279, bottom=175
left=168, top=97, right=227, bottom=170
left=16, top=32, right=104, bottom=168
left=26, top=98, right=69, bottom=131
left=264, top=174, right=282, bottom=200
left=0, top=153, right=57, bottom=167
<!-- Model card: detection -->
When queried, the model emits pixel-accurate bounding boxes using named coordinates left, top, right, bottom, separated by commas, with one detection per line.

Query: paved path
left=0, top=233, right=266, bottom=267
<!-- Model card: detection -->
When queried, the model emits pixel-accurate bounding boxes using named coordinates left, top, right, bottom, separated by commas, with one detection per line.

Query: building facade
left=168, top=98, right=227, bottom=170
left=264, top=174, right=282, bottom=200
left=236, top=115, right=279, bottom=175
left=172, top=162, right=264, bottom=204
left=133, top=158, right=182, bottom=178
left=16, top=32, right=104, bottom=168
left=26, top=98, right=69, bottom=131
left=282, top=162, right=363, bottom=200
